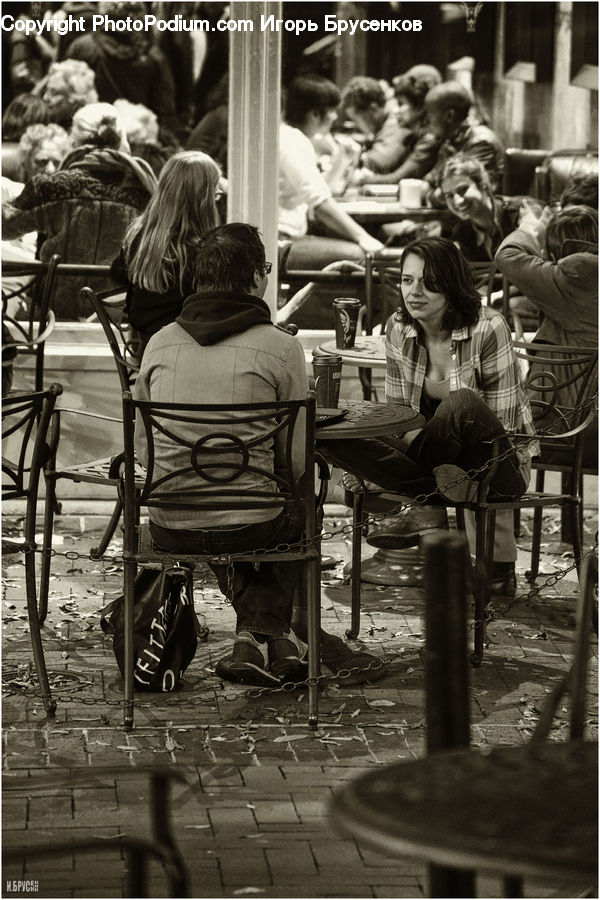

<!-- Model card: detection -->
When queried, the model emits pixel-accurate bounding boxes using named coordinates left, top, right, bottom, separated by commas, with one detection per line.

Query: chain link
left=4, top=545, right=595, bottom=708
left=5, top=392, right=597, bottom=706
left=21, top=390, right=597, bottom=569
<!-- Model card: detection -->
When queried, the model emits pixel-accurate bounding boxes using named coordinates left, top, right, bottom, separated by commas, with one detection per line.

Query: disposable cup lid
left=312, top=354, right=343, bottom=365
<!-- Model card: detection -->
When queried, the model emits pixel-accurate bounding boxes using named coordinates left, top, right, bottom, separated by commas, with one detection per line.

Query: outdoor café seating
left=342, top=343, right=598, bottom=664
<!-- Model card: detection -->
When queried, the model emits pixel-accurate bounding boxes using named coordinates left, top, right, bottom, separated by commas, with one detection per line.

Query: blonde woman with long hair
left=111, top=150, right=222, bottom=350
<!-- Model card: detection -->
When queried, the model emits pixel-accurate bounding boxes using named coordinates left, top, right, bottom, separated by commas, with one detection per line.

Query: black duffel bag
left=101, top=563, right=206, bottom=692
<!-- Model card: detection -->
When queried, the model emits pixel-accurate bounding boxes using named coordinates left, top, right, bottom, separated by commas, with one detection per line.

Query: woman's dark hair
left=285, top=75, right=341, bottom=127
left=2, top=93, right=49, bottom=141
left=398, top=237, right=481, bottom=332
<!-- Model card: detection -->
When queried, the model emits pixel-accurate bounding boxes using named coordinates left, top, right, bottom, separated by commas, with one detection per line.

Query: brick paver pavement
left=2, top=506, right=597, bottom=899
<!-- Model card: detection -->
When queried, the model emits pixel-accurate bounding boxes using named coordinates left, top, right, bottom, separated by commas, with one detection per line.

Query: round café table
left=315, top=397, right=422, bottom=440
left=316, top=393, right=427, bottom=587
left=317, top=335, right=386, bottom=370
left=331, top=740, right=598, bottom=888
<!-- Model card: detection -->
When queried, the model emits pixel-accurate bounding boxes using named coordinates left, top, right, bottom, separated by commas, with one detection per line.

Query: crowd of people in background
left=2, top=0, right=597, bottom=325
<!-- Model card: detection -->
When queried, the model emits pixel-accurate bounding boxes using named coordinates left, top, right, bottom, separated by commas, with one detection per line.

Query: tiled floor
left=2, top=505, right=597, bottom=899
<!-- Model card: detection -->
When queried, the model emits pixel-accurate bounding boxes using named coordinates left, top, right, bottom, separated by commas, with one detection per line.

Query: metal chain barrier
left=4, top=391, right=597, bottom=706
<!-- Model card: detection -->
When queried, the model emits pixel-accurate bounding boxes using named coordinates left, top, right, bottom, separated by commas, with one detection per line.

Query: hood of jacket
left=176, top=291, right=273, bottom=346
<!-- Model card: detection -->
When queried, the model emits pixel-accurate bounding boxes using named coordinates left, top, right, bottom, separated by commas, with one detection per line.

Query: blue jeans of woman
left=150, top=510, right=303, bottom=638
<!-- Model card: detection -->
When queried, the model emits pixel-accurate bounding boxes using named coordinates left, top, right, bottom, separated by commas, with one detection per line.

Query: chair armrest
left=108, top=452, right=126, bottom=479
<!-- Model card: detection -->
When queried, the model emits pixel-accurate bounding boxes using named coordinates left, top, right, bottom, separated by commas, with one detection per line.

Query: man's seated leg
left=150, top=515, right=309, bottom=686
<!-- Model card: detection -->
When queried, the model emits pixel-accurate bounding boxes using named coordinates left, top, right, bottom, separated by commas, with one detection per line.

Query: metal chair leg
left=347, top=492, right=364, bottom=639
left=90, top=498, right=123, bottom=559
left=571, top=496, right=584, bottom=577
left=151, top=772, right=189, bottom=896
left=471, top=507, right=492, bottom=667
left=123, top=556, right=136, bottom=731
left=528, top=471, right=545, bottom=581
left=307, top=550, right=321, bottom=731
left=25, top=541, right=56, bottom=716
left=39, top=473, right=58, bottom=626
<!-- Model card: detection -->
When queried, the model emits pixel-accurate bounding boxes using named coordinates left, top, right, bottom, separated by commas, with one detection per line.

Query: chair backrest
left=2, top=384, right=62, bottom=502
left=468, top=260, right=497, bottom=307
left=122, top=392, right=317, bottom=532
left=535, top=149, right=598, bottom=203
left=364, top=256, right=404, bottom=334
left=512, top=342, right=598, bottom=452
left=2, top=255, right=61, bottom=392
left=82, top=286, right=140, bottom=393
left=503, top=147, right=550, bottom=197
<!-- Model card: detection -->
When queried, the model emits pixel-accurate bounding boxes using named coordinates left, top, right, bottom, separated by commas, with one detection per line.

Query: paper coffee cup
left=399, top=179, right=423, bottom=209
left=333, top=297, right=361, bottom=349
left=312, top=353, right=343, bottom=408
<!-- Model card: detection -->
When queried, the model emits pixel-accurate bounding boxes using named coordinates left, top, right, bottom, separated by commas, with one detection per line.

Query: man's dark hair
left=545, top=205, right=598, bottom=262
left=560, top=172, right=598, bottom=210
left=192, top=222, right=266, bottom=293
left=285, top=75, right=341, bottom=128
left=398, top=237, right=481, bottom=332
left=341, top=76, right=386, bottom=112
left=425, top=81, right=472, bottom=124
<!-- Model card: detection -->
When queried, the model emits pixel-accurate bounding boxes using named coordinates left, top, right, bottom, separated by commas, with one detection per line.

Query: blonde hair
left=124, top=150, right=221, bottom=294
left=113, top=99, right=159, bottom=145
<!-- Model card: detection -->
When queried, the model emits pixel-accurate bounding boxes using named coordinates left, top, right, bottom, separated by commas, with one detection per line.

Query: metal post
left=422, top=532, right=475, bottom=898
left=228, top=2, right=282, bottom=317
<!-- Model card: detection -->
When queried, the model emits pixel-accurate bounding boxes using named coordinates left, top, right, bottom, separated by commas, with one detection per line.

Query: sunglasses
left=263, top=261, right=272, bottom=275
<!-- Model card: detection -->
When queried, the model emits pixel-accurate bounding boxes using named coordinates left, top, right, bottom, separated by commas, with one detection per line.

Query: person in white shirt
left=279, top=75, right=383, bottom=268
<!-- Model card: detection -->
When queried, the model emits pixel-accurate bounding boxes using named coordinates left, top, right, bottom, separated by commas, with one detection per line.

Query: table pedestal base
left=345, top=547, right=423, bottom=586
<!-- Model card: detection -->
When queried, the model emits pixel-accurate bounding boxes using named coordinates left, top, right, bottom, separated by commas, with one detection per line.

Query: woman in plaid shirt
left=323, top=237, right=538, bottom=597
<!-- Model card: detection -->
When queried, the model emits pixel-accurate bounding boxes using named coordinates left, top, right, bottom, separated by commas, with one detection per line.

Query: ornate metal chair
left=2, top=384, right=63, bottom=716
left=118, top=391, right=324, bottom=731
left=2, top=255, right=60, bottom=393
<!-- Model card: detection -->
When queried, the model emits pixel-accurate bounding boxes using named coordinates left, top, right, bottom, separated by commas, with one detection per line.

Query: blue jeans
left=150, top=510, right=304, bottom=638
left=321, top=390, right=526, bottom=499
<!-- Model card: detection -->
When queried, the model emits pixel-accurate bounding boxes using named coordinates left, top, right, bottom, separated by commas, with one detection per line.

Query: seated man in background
left=135, top=222, right=387, bottom=685
left=279, top=74, right=383, bottom=268
left=341, top=75, right=408, bottom=176
left=424, top=81, right=504, bottom=202
left=355, top=64, right=442, bottom=187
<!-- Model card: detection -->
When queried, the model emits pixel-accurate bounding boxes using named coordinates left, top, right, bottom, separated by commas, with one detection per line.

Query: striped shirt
left=385, top=307, right=540, bottom=466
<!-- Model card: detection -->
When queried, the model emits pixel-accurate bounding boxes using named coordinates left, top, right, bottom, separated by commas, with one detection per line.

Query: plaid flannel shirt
left=385, top=307, right=540, bottom=469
